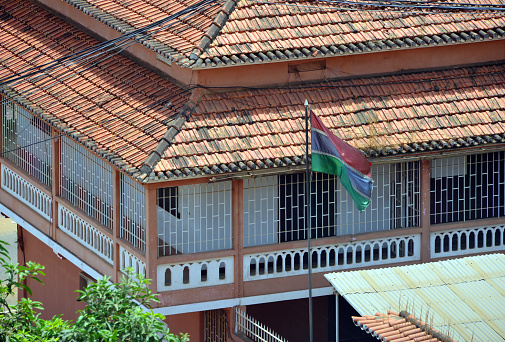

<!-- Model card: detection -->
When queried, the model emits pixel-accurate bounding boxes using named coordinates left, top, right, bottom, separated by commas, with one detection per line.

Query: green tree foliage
left=0, top=240, right=189, bottom=342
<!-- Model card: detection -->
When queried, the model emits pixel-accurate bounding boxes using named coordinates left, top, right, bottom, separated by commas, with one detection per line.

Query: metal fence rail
left=235, top=307, right=288, bottom=342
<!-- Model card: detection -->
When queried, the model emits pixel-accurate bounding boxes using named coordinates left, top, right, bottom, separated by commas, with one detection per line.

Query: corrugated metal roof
left=325, top=254, right=505, bottom=342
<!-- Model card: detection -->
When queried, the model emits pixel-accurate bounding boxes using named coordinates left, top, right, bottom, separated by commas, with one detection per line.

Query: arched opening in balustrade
left=312, top=251, right=318, bottom=269
left=267, top=256, right=274, bottom=274
left=355, top=246, right=362, bottom=263
left=259, top=257, right=266, bottom=275
left=285, top=254, right=292, bottom=271
left=250, top=259, right=257, bottom=276
left=399, top=240, right=406, bottom=258
left=469, top=231, right=476, bottom=249
left=329, top=249, right=336, bottom=266
left=219, top=262, right=226, bottom=280
left=408, top=239, right=414, bottom=256
left=372, top=243, right=380, bottom=261
left=382, top=242, right=388, bottom=260
left=364, top=245, right=371, bottom=262
left=452, top=234, right=458, bottom=251
left=294, top=253, right=301, bottom=271
left=346, top=247, right=353, bottom=264
left=302, top=252, right=308, bottom=270
left=320, top=250, right=327, bottom=268
left=276, top=255, right=283, bottom=273
left=477, top=231, right=484, bottom=248
left=434, top=236, right=441, bottom=254
left=390, top=241, right=397, bottom=258
left=486, top=230, right=493, bottom=247
left=164, top=269, right=171, bottom=286
left=183, top=266, right=190, bottom=284
left=337, top=248, right=344, bottom=265
left=460, top=233, right=467, bottom=250
left=495, top=229, right=501, bottom=246
left=201, top=264, right=208, bottom=282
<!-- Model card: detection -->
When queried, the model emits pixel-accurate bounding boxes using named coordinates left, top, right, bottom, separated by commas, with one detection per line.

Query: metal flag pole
left=304, top=99, right=313, bottom=342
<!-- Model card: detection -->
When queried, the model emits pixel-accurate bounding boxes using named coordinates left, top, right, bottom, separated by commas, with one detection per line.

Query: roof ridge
left=139, top=87, right=206, bottom=178
left=186, top=0, right=238, bottom=65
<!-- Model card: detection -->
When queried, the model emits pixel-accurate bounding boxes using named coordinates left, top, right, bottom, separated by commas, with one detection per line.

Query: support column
left=112, top=169, right=121, bottom=282
left=232, top=179, right=244, bottom=299
left=420, top=159, right=431, bottom=262
left=0, top=94, right=3, bottom=154
left=50, top=128, right=60, bottom=240
left=335, top=294, right=339, bottom=342
left=145, top=187, right=158, bottom=293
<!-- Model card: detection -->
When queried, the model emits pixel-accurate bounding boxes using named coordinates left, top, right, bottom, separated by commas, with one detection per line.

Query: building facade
left=1, top=0, right=505, bottom=340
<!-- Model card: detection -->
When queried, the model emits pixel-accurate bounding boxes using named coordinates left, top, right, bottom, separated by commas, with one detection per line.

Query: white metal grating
left=59, top=136, right=113, bottom=229
left=58, top=204, right=113, bottom=264
left=120, top=175, right=146, bottom=251
left=243, top=162, right=420, bottom=247
left=1, top=164, right=52, bottom=221
left=431, top=225, right=505, bottom=258
left=235, top=308, right=288, bottom=342
left=157, top=181, right=232, bottom=256
left=431, top=152, right=505, bottom=224
left=243, top=234, right=420, bottom=281
left=1, top=102, right=52, bottom=187
left=119, top=246, right=146, bottom=276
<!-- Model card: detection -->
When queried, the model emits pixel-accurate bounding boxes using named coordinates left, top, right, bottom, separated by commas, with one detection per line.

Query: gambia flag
left=311, top=111, right=374, bottom=212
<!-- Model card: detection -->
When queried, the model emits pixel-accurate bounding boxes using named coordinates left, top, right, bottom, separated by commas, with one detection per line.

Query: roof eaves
left=191, top=28, right=505, bottom=69
left=151, top=137, right=505, bottom=181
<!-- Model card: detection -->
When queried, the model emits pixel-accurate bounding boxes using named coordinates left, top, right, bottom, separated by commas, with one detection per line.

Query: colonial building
left=1, top=0, right=505, bottom=340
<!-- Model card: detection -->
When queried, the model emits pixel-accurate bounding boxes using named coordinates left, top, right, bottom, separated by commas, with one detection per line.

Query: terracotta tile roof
left=60, top=0, right=234, bottom=65
left=352, top=311, right=457, bottom=342
left=0, top=0, right=189, bottom=175
left=151, top=62, right=505, bottom=179
left=58, top=0, right=505, bottom=68
left=197, top=0, right=505, bottom=67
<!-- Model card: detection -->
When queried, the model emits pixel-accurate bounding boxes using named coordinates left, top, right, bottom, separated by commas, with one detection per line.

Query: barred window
left=2, top=102, right=52, bottom=187
left=431, top=152, right=505, bottom=224
left=120, top=175, right=146, bottom=251
left=157, top=182, right=232, bottom=255
left=243, top=162, right=420, bottom=247
left=60, top=136, right=113, bottom=229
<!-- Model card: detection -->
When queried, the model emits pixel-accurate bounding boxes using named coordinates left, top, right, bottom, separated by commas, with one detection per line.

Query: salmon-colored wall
left=164, top=311, right=204, bottom=342
left=19, top=227, right=85, bottom=321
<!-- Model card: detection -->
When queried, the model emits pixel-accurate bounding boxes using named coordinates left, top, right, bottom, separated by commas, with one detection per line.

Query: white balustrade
left=120, top=246, right=146, bottom=276
left=244, top=234, right=420, bottom=281
left=157, top=256, right=234, bottom=291
left=58, top=205, right=113, bottom=264
left=431, top=225, right=505, bottom=258
left=1, top=164, right=52, bottom=221
left=235, top=307, right=288, bottom=342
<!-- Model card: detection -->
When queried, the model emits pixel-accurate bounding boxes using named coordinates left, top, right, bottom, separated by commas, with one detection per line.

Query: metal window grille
left=204, top=310, right=228, bottom=342
left=1, top=102, right=52, bottom=187
left=430, top=152, right=505, bottom=224
left=243, top=162, right=420, bottom=246
left=120, top=174, right=146, bottom=251
left=157, top=181, right=232, bottom=256
left=59, top=136, right=113, bottom=229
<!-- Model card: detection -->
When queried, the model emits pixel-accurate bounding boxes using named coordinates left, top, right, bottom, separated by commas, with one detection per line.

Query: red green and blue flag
left=311, top=111, right=374, bottom=212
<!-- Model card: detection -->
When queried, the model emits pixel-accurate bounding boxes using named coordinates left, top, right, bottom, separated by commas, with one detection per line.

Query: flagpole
left=305, top=99, right=313, bottom=342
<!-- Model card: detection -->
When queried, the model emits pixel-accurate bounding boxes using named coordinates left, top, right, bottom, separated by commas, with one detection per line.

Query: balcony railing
left=235, top=307, right=288, bottom=342
left=431, top=225, right=505, bottom=259
left=157, top=256, right=234, bottom=291
left=120, top=246, right=146, bottom=276
left=244, top=234, right=420, bottom=281
left=1, top=164, right=52, bottom=221
left=58, top=204, right=113, bottom=264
